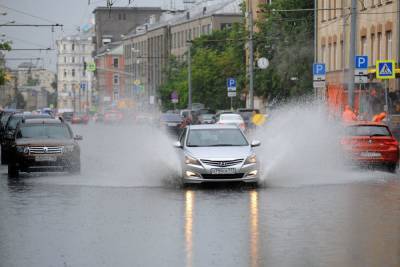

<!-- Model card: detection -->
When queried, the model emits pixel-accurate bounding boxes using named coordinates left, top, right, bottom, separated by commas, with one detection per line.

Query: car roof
left=188, top=124, right=239, bottom=130
left=346, top=121, right=388, bottom=127
left=20, top=118, right=64, bottom=125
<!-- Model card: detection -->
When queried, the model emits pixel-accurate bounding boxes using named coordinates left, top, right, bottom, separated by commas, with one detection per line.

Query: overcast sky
left=1, top=0, right=169, bottom=72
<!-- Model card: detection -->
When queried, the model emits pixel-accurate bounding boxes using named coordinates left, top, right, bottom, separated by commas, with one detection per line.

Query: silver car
left=174, top=124, right=260, bottom=184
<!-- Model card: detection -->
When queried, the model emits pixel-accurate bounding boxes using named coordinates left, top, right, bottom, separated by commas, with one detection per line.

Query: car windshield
left=200, top=114, right=214, bottom=120
left=220, top=114, right=242, bottom=121
left=7, top=115, right=50, bottom=131
left=187, top=129, right=248, bottom=147
left=17, top=124, right=72, bottom=139
left=346, top=125, right=391, bottom=137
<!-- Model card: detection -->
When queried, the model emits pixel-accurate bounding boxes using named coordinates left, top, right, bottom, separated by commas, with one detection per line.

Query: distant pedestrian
left=342, top=105, right=357, bottom=123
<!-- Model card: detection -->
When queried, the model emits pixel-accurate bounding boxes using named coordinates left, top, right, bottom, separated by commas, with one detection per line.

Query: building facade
left=56, top=28, right=95, bottom=112
left=317, top=0, right=399, bottom=116
left=121, top=0, right=242, bottom=108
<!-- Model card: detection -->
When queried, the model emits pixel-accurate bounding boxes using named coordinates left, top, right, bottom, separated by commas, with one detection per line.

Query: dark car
left=1, top=113, right=52, bottom=164
left=7, top=118, right=82, bottom=178
left=159, top=113, right=183, bottom=135
left=0, top=109, right=19, bottom=141
left=61, top=112, right=74, bottom=122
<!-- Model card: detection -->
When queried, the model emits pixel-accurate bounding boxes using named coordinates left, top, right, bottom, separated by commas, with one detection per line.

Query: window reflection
left=249, top=190, right=259, bottom=267
left=185, top=190, right=194, bottom=267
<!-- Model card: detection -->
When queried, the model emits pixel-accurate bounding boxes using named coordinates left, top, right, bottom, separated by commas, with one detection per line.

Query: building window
left=371, top=33, right=375, bottom=64
left=123, top=13, right=126, bottom=20
left=63, top=44, right=66, bottom=51
left=321, top=0, right=325, bottom=21
left=64, top=69, right=67, bottom=78
left=328, top=43, right=332, bottom=71
left=333, top=42, right=337, bottom=70
left=321, top=44, right=326, bottom=64
left=340, top=40, right=344, bottom=68
left=82, top=70, right=86, bottom=77
left=207, top=24, right=211, bottom=34
left=72, top=43, right=75, bottom=51
left=113, top=74, right=119, bottom=85
left=72, top=57, right=75, bottom=63
left=361, top=36, right=367, bottom=55
left=113, top=58, right=119, bottom=68
left=82, top=56, right=85, bottom=63
left=63, top=84, right=67, bottom=92
left=188, top=29, right=192, bottom=40
left=377, top=32, right=382, bottom=60
left=72, top=69, right=75, bottom=77
left=64, top=57, right=67, bottom=63
left=386, top=31, right=392, bottom=59
left=118, top=13, right=122, bottom=20
left=82, top=44, right=85, bottom=51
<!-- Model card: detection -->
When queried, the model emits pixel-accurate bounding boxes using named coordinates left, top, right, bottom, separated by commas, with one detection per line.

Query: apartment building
left=56, top=27, right=95, bottom=112
left=318, top=0, right=399, bottom=90
left=122, top=0, right=242, bottom=108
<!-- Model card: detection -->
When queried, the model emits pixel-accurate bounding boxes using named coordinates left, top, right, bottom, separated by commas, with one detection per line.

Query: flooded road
left=0, top=124, right=400, bottom=267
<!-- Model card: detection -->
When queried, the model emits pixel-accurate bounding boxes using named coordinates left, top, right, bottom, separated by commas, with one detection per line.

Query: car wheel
left=68, top=161, right=81, bottom=174
left=387, top=163, right=398, bottom=173
left=8, top=161, right=19, bottom=178
left=1, top=147, right=8, bottom=165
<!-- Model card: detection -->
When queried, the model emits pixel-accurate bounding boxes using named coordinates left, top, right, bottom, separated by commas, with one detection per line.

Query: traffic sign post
left=227, top=78, right=237, bottom=110
left=355, top=55, right=368, bottom=84
left=313, top=63, right=326, bottom=92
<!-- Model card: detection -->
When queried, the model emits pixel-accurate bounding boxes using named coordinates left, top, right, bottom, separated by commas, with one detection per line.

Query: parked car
left=159, top=113, right=183, bottom=135
left=71, top=113, right=89, bottom=124
left=198, top=114, right=215, bottom=124
left=7, top=118, right=82, bottom=177
left=341, top=122, right=399, bottom=172
left=104, top=110, right=124, bottom=124
left=1, top=113, right=52, bottom=164
left=174, top=124, right=260, bottom=184
left=216, top=113, right=245, bottom=131
left=61, top=112, right=74, bottom=122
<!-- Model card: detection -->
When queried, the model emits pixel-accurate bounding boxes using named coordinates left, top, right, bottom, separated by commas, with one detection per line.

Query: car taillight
left=384, top=139, right=399, bottom=146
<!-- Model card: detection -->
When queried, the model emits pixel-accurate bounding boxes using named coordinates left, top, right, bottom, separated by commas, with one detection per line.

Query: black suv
left=1, top=113, right=51, bottom=164
left=7, top=118, right=82, bottom=178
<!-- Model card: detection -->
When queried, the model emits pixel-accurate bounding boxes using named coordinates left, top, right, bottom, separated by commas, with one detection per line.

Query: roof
left=96, top=41, right=123, bottom=57
left=188, top=124, right=239, bottom=130
left=21, top=118, right=63, bottom=125
left=93, top=6, right=162, bottom=13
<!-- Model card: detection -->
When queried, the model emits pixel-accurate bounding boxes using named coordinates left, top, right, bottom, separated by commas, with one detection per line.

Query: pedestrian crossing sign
left=376, top=60, right=395, bottom=79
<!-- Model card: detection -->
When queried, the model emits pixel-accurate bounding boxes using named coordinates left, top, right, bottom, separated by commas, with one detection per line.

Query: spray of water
left=252, top=99, right=396, bottom=187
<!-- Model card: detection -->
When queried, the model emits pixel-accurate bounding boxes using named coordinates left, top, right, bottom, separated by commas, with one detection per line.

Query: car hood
left=185, top=146, right=252, bottom=160
left=15, top=138, right=75, bottom=146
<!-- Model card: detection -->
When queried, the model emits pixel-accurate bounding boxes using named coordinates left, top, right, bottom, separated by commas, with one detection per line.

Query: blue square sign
left=355, top=56, right=368, bottom=69
left=313, top=63, right=326, bottom=75
left=227, top=78, right=236, bottom=91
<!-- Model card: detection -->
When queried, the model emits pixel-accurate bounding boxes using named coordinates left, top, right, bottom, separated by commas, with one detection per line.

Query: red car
left=341, top=122, right=399, bottom=172
left=71, top=113, right=89, bottom=124
left=104, top=110, right=124, bottom=124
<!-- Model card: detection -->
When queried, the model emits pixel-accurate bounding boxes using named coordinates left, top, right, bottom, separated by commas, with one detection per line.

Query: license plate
left=167, top=123, right=178, bottom=127
left=35, top=156, right=57, bottom=162
left=210, top=168, right=236, bottom=175
left=360, top=152, right=381, bottom=158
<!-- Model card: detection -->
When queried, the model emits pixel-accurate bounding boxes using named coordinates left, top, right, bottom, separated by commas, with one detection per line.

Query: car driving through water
left=174, top=124, right=260, bottom=184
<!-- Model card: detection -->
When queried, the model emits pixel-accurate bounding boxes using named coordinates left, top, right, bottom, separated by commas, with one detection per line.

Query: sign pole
left=385, top=79, right=390, bottom=124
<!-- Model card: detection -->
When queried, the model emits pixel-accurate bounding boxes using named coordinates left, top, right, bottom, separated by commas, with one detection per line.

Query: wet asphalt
left=0, top=124, right=399, bottom=267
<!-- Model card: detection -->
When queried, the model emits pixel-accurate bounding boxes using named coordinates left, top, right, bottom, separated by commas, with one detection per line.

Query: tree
left=0, top=42, right=11, bottom=86
left=254, top=0, right=314, bottom=101
left=159, top=23, right=246, bottom=111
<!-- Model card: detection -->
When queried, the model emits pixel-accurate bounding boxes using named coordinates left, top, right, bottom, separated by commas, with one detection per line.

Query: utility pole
left=348, top=0, right=357, bottom=108
left=187, top=41, right=192, bottom=110
left=248, top=0, right=255, bottom=109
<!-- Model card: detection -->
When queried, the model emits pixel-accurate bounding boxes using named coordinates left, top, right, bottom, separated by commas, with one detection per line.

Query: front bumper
left=16, top=152, right=79, bottom=171
left=182, top=161, right=260, bottom=184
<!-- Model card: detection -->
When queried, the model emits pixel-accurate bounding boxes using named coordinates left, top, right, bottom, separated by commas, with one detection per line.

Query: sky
left=1, top=0, right=170, bottom=72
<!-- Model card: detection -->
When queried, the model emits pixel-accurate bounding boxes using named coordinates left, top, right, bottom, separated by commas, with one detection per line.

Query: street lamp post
left=187, top=41, right=192, bottom=110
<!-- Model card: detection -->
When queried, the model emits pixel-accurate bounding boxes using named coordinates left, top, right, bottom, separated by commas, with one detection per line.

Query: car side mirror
left=74, top=135, right=83, bottom=141
left=173, top=141, right=182, bottom=148
left=251, top=140, right=261, bottom=147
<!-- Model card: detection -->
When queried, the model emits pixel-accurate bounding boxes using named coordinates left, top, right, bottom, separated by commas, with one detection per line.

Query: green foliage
left=0, top=41, right=12, bottom=86
left=159, top=24, right=246, bottom=111
left=254, top=0, right=314, bottom=101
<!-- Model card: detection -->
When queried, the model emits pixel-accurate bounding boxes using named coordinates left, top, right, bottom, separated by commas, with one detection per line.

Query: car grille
left=202, top=173, right=244, bottom=179
left=201, top=159, right=243, bottom=167
left=28, top=146, right=63, bottom=154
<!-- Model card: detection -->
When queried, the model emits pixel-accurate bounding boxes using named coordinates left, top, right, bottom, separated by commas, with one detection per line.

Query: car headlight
left=63, top=145, right=75, bottom=153
left=244, top=154, right=257, bottom=164
left=16, top=146, right=29, bottom=154
left=185, top=155, right=201, bottom=166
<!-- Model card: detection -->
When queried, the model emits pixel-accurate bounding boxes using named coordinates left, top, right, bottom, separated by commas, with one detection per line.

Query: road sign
left=313, top=81, right=326, bottom=88
left=313, top=63, right=326, bottom=82
left=257, top=57, right=269, bottom=69
left=355, top=55, right=368, bottom=75
left=171, top=91, right=178, bottom=103
left=228, top=91, right=236, bottom=97
left=355, top=75, right=368, bottom=83
left=87, top=62, right=96, bottom=72
left=376, top=60, right=395, bottom=79
left=227, top=78, right=237, bottom=91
